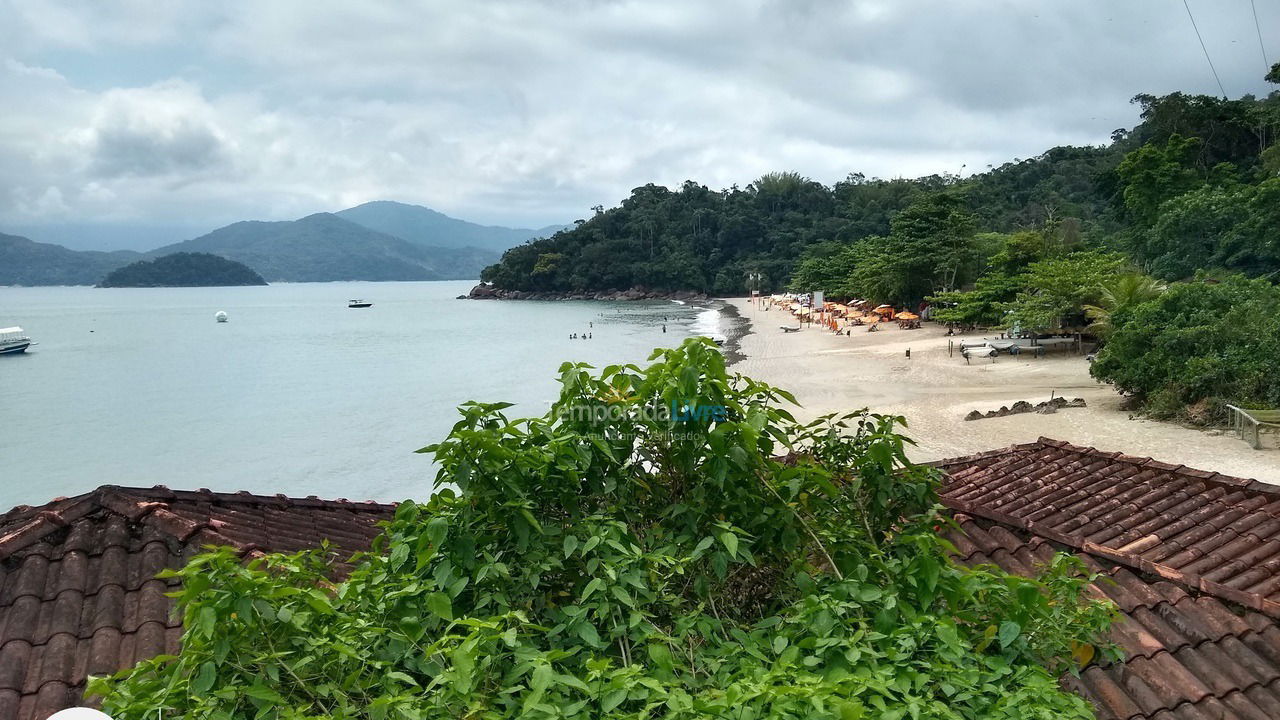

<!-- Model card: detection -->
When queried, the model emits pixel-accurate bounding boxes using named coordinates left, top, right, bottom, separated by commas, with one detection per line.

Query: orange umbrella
left=897, top=311, right=919, bottom=320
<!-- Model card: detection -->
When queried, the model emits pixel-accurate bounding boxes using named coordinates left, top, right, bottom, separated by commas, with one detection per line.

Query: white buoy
left=215, top=311, right=228, bottom=323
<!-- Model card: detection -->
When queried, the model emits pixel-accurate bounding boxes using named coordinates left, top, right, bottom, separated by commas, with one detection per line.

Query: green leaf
left=581, top=577, right=604, bottom=601
left=576, top=621, right=601, bottom=647
left=602, top=688, right=628, bottom=712
left=427, top=592, right=454, bottom=621
left=997, top=620, right=1021, bottom=649
left=719, top=531, right=739, bottom=559
left=191, top=661, right=216, bottom=694
left=196, top=606, right=216, bottom=638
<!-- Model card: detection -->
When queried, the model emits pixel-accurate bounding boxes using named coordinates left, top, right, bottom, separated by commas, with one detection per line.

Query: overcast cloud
left=1, top=0, right=1276, bottom=249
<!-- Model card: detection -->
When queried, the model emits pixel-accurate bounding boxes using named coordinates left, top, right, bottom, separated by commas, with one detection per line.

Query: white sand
left=726, top=298, right=1280, bottom=484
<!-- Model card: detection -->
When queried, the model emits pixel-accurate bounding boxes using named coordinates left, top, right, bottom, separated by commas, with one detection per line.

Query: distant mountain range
left=148, top=212, right=500, bottom=282
left=0, top=203, right=564, bottom=286
left=337, top=201, right=567, bottom=254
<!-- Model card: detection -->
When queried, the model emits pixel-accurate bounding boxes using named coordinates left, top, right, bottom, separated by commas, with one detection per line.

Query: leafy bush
left=92, top=339, right=1117, bottom=719
left=1090, top=275, right=1280, bottom=421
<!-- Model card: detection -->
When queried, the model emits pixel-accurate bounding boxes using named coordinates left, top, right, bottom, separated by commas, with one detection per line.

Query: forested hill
left=479, top=80, right=1280, bottom=298
left=0, top=232, right=140, bottom=286
left=98, top=252, right=268, bottom=287
left=150, top=213, right=498, bottom=283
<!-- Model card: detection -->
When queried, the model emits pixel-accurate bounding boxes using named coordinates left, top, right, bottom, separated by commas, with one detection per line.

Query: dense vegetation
left=1090, top=275, right=1280, bottom=421
left=93, top=339, right=1116, bottom=719
left=482, top=79, right=1277, bottom=303
left=0, top=231, right=139, bottom=286
left=98, top=252, right=268, bottom=287
left=482, top=70, right=1280, bottom=420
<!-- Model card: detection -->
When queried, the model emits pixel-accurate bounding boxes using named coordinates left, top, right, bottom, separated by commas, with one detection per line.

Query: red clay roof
left=0, top=486, right=395, bottom=720
left=10, top=440, right=1280, bottom=720
left=938, top=438, right=1280, bottom=720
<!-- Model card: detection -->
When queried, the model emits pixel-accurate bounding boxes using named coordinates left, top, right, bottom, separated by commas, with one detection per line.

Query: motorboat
left=0, top=327, right=34, bottom=354
left=215, top=311, right=228, bottom=323
left=348, top=300, right=373, bottom=308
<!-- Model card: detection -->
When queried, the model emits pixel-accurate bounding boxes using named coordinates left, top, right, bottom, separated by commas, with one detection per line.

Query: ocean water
left=0, top=281, right=712, bottom=508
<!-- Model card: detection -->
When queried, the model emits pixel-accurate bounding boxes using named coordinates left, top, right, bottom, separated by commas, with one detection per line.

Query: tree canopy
left=97, top=252, right=268, bottom=288
left=1089, top=275, right=1280, bottom=422
left=92, top=339, right=1116, bottom=719
left=480, top=75, right=1279, bottom=305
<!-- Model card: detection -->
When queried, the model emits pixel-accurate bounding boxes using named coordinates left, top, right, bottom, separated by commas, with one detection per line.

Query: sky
left=1, top=0, right=1277, bottom=251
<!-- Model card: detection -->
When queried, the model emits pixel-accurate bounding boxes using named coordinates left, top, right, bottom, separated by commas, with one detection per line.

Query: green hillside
left=98, top=252, right=268, bottom=287
left=337, top=200, right=564, bottom=253
left=0, top=232, right=139, bottom=286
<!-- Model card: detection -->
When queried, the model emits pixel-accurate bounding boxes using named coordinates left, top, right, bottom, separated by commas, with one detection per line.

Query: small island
left=97, top=252, right=268, bottom=288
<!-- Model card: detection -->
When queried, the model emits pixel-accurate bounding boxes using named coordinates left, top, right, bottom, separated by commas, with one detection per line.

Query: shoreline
left=723, top=297, right=1280, bottom=483
left=465, top=283, right=709, bottom=303
left=708, top=298, right=749, bottom=365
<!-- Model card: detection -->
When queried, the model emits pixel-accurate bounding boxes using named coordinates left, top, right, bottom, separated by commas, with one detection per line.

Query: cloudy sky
left=1, top=1, right=1276, bottom=250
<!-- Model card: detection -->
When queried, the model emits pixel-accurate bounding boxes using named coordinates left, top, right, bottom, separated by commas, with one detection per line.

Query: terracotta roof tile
left=0, top=486, right=396, bottom=720
left=939, top=438, right=1280, bottom=720
left=8, top=437, right=1280, bottom=719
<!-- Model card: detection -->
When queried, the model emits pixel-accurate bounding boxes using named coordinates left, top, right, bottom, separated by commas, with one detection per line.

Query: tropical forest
left=481, top=70, right=1280, bottom=422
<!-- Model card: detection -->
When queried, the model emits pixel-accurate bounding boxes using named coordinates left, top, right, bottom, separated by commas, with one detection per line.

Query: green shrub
left=92, top=339, right=1116, bottom=719
left=1091, top=275, right=1280, bottom=422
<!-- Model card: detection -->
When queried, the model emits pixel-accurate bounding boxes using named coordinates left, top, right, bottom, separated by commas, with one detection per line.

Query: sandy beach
left=725, top=298, right=1280, bottom=484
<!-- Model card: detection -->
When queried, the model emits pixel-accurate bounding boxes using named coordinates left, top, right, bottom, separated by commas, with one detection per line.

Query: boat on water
left=0, top=327, right=34, bottom=355
left=348, top=300, right=373, bottom=308
left=215, top=311, right=228, bottom=323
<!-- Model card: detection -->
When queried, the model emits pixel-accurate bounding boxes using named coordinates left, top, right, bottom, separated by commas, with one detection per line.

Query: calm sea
left=0, top=281, right=715, bottom=508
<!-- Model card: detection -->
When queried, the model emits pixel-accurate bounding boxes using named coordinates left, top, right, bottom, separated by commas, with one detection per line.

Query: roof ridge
left=938, top=439, right=1280, bottom=620
left=0, top=485, right=400, bottom=561
left=105, top=485, right=399, bottom=511
left=937, top=437, right=1276, bottom=494
left=0, top=492, right=104, bottom=560
left=929, top=439, right=1049, bottom=471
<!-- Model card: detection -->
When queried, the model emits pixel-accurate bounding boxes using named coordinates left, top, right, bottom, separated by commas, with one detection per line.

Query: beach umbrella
left=897, top=311, right=919, bottom=320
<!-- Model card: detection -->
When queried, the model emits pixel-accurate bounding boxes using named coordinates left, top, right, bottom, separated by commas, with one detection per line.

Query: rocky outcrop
left=963, top=396, right=1087, bottom=421
left=464, top=283, right=709, bottom=302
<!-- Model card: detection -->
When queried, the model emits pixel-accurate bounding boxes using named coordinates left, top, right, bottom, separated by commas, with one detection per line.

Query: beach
left=725, top=298, right=1280, bottom=484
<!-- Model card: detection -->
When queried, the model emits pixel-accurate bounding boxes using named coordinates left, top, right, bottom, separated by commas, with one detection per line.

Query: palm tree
left=1084, top=273, right=1165, bottom=338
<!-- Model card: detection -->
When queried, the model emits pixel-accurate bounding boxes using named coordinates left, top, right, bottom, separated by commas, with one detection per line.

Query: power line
left=1182, top=0, right=1227, bottom=98
left=1249, top=0, right=1270, bottom=68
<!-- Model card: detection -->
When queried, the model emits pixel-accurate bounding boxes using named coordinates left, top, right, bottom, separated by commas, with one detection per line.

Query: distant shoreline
left=713, top=299, right=749, bottom=365
left=464, top=283, right=709, bottom=303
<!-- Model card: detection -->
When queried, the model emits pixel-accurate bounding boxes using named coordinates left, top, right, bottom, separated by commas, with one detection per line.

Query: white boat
left=348, top=299, right=373, bottom=308
left=215, top=311, right=228, bottom=323
left=0, top=327, right=34, bottom=355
